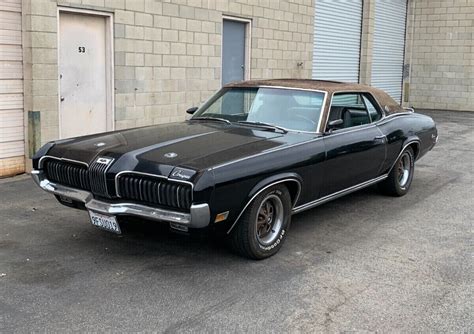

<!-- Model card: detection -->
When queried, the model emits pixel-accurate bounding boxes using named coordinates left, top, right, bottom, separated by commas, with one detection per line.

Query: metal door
left=222, top=20, right=246, bottom=85
left=322, top=125, right=386, bottom=196
left=59, top=12, right=108, bottom=139
left=371, top=0, right=408, bottom=102
left=312, top=0, right=363, bottom=82
left=0, top=0, right=24, bottom=175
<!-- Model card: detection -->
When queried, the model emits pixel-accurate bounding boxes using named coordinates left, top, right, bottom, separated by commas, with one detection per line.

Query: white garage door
left=0, top=0, right=24, bottom=163
left=312, top=0, right=363, bottom=82
left=372, top=0, right=408, bottom=102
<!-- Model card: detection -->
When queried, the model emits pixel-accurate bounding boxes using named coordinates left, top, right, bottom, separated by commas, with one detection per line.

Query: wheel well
left=407, top=142, right=420, bottom=159
left=282, top=180, right=300, bottom=207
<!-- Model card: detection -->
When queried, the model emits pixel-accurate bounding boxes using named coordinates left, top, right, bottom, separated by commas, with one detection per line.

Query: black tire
left=230, top=184, right=292, bottom=260
left=378, top=147, right=415, bottom=196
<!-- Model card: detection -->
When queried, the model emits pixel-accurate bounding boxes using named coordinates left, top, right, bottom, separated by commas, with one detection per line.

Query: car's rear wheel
left=379, top=146, right=415, bottom=196
left=230, top=184, right=292, bottom=259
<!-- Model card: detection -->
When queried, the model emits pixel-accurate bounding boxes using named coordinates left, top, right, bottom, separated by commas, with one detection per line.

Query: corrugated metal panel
left=372, top=0, right=407, bottom=103
left=0, top=45, right=22, bottom=61
left=0, top=2, right=23, bottom=161
left=0, top=79, right=22, bottom=93
left=0, top=0, right=22, bottom=13
left=0, top=62, right=22, bottom=79
left=0, top=29, right=20, bottom=45
left=0, top=140, right=24, bottom=157
left=0, top=10, right=21, bottom=30
left=312, top=0, right=363, bottom=82
left=0, top=94, right=22, bottom=109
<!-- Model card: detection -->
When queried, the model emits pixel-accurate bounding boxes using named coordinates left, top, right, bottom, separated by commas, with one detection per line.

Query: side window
left=362, top=94, right=383, bottom=122
left=327, top=93, right=371, bottom=130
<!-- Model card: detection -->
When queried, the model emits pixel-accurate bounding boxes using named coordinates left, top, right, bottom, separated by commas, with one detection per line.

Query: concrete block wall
left=22, top=0, right=314, bottom=151
left=406, top=0, right=473, bottom=111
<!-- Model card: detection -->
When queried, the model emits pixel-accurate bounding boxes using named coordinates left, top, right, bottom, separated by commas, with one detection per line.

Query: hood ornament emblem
left=96, top=157, right=113, bottom=165
left=164, top=152, right=178, bottom=158
left=171, top=169, right=191, bottom=180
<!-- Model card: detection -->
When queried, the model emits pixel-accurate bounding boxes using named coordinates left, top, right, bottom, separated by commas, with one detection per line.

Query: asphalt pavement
left=0, top=110, right=472, bottom=332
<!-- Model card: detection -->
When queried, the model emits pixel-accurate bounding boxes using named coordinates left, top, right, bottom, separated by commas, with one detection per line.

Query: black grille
left=44, top=159, right=90, bottom=190
left=117, top=174, right=192, bottom=210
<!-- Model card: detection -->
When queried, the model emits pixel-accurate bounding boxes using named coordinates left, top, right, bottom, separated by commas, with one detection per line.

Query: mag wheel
left=230, top=184, right=292, bottom=259
left=379, top=147, right=415, bottom=196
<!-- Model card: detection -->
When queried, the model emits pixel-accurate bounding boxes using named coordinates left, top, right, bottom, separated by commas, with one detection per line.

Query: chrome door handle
left=374, top=135, right=386, bottom=142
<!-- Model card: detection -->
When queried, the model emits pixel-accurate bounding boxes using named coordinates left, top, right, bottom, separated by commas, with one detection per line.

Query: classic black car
left=32, top=79, right=438, bottom=259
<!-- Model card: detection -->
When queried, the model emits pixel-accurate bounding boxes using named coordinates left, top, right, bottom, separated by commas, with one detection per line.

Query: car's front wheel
left=230, top=184, right=292, bottom=259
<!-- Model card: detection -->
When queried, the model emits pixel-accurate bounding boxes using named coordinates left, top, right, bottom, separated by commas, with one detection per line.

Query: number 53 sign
left=78, top=46, right=86, bottom=53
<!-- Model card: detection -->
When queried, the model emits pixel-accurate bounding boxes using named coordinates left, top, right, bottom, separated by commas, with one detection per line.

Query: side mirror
left=186, top=106, right=198, bottom=115
left=324, top=119, right=343, bottom=135
left=327, top=119, right=343, bottom=129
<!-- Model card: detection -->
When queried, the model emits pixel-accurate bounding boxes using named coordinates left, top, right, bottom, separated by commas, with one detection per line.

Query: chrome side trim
left=226, top=178, right=302, bottom=234
left=292, top=174, right=388, bottom=214
left=31, top=170, right=209, bottom=228
left=39, top=155, right=89, bottom=169
left=375, top=112, right=416, bottom=126
left=387, top=140, right=421, bottom=173
left=114, top=170, right=194, bottom=200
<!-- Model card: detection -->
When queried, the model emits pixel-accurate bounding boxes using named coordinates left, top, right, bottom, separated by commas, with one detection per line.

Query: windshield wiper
left=237, top=121, right=288, bottom=134
left=192, top=117, right=231, bottom=125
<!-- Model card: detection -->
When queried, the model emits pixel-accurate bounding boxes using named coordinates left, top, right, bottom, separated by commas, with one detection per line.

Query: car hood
left=45, top=121, right=302, bottom=177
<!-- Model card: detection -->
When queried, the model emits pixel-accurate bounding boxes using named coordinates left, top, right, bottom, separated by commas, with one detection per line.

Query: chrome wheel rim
left=256, top=194, right=284, bottom=245
left=397, top=152, right=411, bottom=187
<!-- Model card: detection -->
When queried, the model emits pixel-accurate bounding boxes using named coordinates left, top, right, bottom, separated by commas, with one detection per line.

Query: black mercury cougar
left=32, top=79, right=438, bottom=259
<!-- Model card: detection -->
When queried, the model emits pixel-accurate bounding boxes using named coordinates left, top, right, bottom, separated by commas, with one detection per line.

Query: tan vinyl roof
left=224, top=79, right=404, bottom=116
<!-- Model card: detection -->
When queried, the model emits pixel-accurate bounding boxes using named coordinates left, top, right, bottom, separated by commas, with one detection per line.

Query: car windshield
left=192, top=87, right=325, bottom=132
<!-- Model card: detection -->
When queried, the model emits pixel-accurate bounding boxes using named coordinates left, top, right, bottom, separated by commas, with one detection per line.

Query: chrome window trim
left=226, top=178, right=302, bottom=234
left=322, top=90, right=386, bottom=132
left=39, top=155, right=89, bottom=169
left=324, top=122, right=377, bottom=137
left=193, top=85, right=329, bottom=135
left=374, top=112, right=415, bottom=126
left=114, top=170, right=194, bottom=201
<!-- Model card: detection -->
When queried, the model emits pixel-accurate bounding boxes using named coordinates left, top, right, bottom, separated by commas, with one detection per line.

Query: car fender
left=387, top=137, right=421, bottom=175
left=226, top=173, right=302, bottom=234
left=402, top=136, right=421, bottom=159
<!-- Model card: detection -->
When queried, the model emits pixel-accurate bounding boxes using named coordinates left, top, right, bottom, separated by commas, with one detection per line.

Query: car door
left=321, top=92, right=386, bottom=196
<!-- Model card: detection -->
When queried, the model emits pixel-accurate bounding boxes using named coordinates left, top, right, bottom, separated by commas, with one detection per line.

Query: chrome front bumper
left=31, top=170, right=210, bottom=228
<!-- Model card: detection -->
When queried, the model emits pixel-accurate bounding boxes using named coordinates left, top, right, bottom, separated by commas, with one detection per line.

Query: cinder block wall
left=406, top=0, right=473, bottom=111
left=22, top=0, right=314, bottom=152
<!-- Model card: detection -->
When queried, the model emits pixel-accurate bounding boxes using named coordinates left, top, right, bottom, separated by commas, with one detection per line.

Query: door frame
left=57, top=7, right=114, bottom=139
left=221, top=15, right=252, bottom=86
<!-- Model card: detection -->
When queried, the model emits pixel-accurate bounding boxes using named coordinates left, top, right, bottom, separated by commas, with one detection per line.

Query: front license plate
left=88, top=211, right=121, bottom=234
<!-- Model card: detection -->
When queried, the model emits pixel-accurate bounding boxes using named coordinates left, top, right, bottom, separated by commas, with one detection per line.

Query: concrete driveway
left=0, top=111, right=472, bottom=332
